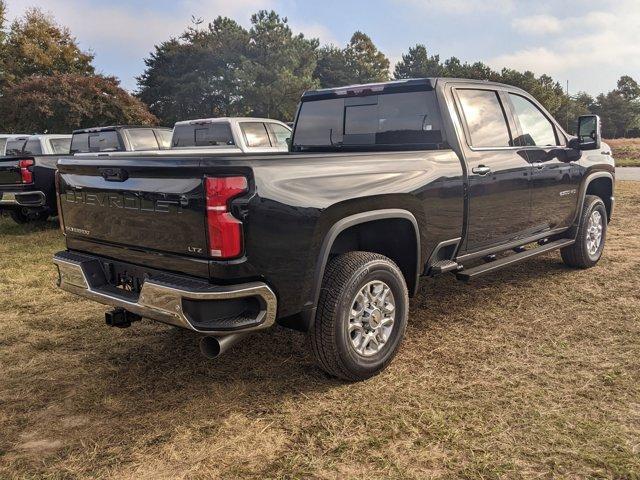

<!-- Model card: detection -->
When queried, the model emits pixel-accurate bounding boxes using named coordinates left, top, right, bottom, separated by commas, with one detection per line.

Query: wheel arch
left=310, top=209, right=421, bottom=309
left=577, top=171, right=614, bottom=224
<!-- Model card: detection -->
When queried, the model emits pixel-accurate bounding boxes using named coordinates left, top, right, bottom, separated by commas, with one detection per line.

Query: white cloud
left=396, top=0, right=514, bottom=13
left=289, top=21, right=340, bottom=46
left=511, top=14, right=561, bottom=35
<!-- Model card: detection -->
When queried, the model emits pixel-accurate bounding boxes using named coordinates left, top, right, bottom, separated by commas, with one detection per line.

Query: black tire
left=9, top=209, right=48, bottom=224
left=309, top=251, right=409, bottom=381
left=561, top=195, right=607, bottom=269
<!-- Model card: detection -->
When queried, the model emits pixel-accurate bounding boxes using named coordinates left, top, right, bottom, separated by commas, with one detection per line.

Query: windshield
left=172, top=122, right=235, bottom=148
left=293, top=91, right=444, bottom=151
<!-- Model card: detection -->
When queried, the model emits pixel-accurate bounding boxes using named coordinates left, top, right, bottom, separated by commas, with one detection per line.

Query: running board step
left=455, top=238, right=575, bottom=282
left=430, top=259, right=461, bottom=274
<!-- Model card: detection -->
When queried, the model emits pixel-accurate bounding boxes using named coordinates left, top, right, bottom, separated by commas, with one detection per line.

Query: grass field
left=607, top=138, right=640, bottom=167
left=1, top=183, right=639, bottom=479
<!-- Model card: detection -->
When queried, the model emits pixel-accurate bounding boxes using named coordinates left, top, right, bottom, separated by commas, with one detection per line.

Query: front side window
left=241, top=122, right=271, bottom=148
left=49, top=138, right=71, bottom=154
left=509, top=94, right=557, bottom=146
left=267, top=123, right=291, bottom=147
left=128, top=129, right=159, bottom=151
left=457, top=89, right=512, bottom=148
left=23, top=139, right=43, bottom=155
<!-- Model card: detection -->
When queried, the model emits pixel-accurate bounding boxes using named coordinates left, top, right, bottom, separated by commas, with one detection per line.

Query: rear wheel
left=309, top=251, right=409, bottom=381
left=561, top=195, right=607, bottom=268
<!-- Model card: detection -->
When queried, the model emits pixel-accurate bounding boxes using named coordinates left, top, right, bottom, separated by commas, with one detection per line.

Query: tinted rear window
left=293, top=91, right=444, bottom=151
left=5, top=138, right=27, bottom=156
left=49, top=138, right=71, bottom=154
left=172, top=122, right=234, bottom=148
left=71, top=131, right=123, bottom=153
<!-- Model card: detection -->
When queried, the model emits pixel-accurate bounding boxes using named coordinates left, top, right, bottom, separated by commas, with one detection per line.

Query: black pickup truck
left=53, top=78, right=615, bottom=381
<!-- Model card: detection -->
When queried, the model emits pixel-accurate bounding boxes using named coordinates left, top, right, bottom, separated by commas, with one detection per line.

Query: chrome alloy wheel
left=586, top=210, right=603, bottom=256
left=348, top=280, right=396, bottom=357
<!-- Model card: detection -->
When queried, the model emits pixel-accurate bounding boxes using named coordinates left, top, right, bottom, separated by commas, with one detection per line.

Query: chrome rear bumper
left=0, top=191, right=46, bottom=207
left=53, top=251, right=277, bottom=335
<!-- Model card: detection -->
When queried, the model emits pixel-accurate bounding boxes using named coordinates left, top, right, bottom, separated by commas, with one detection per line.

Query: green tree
left=343, top=32, right=389, bottom=84
left=138, top=17, right=250, bottom=125
left=314, top=45, right=351, bottom=88
left=393, top=44, right=442, bottom=79
left=0, top=74, right=157, bottom=133
left=238, top=11, right=318, bottom=119
left=314, top=32, right=389, bottom=88
left=2, top=7, right=94, bottom=83
left=617, top=75, right=640, bottom=101
left=593, top=76, right=640, bottom=138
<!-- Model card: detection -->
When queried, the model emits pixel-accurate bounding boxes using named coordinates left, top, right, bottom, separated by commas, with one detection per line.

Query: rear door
left=507, top=93, right=580, bottom=232
left=453, top=87, right=532, bottom=251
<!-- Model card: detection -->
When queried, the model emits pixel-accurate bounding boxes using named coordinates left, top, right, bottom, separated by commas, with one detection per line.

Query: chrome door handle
left=531, top=162, right=544, bottom=169
left=472, top=165, right=491, bottom=175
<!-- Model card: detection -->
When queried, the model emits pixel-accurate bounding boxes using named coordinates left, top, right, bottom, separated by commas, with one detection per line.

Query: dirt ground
left=607, top=138, right=640, bottom=167
left=0, top=183, right=638, bottom=479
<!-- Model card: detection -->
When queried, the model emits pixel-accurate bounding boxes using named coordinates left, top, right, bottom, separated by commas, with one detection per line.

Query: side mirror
left=573, top=115, right=601, bottom=151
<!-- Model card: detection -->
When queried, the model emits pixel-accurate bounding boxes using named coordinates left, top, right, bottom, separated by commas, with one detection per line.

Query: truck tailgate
left=57, top=158, right=212, bottom=259
left=0, top=157, right=24, bottom=184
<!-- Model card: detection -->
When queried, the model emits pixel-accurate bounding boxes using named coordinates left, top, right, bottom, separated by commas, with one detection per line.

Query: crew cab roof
left=301, top=77, right=527, bottom=101
left=72, top=125, right=171, bottom=134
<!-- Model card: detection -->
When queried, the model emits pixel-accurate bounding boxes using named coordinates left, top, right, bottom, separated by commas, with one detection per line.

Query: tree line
left=1, top=4, right=639, bottom=139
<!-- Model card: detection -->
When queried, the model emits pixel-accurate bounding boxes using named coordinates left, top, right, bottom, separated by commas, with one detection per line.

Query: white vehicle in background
left=171, top=117, right=292, bottom=153
left=4, top=134, right=72, bottom=156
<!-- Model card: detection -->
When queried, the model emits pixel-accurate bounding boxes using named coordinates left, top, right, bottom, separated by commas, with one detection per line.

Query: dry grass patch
left=607, top=138, right=640, bottom=167
left=0, top=183, right=639, bottom=479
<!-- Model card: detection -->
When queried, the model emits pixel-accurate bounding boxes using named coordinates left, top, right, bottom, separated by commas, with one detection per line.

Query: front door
left=455, top=87, right=532, bottom=252
left=507, top=93, right=581, bottom=232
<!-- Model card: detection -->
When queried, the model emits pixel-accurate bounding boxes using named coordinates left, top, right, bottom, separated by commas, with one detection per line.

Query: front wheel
left=308, top=251, right=409, bottom=381
left=561, top=195, right=607, bottom=268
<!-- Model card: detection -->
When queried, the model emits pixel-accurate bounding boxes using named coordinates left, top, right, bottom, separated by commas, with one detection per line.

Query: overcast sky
left=5, top=0, right=640, bottom=96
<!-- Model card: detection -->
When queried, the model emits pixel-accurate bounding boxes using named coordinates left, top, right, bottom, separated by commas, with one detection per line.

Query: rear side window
left=457, top=89, right=511, bottom=148
left=509, top=94, right=558, bottom=146
left=240, top=122, right=271, bottom=148
left=267, top=123, right=291, bottom=147
left=293, top=91, right=443, bottom=150
left=127, top=129, right=159, bottom=151
left=5, top=138, right=26, bottom=156
left=172, top=122, right=234, bottom=148
left=49, top=138, right=71, bottom=154
left=23, top=139, right=42, bottom=155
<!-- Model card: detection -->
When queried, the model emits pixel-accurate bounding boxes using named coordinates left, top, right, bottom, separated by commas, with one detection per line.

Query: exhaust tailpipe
left=199, top=333, right=248, bottom=359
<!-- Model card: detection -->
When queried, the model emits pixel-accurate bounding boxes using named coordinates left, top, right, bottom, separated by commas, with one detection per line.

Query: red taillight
left=205, top=176, right=248, bottom=258
left=18, top=159, right=34, bottom=184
